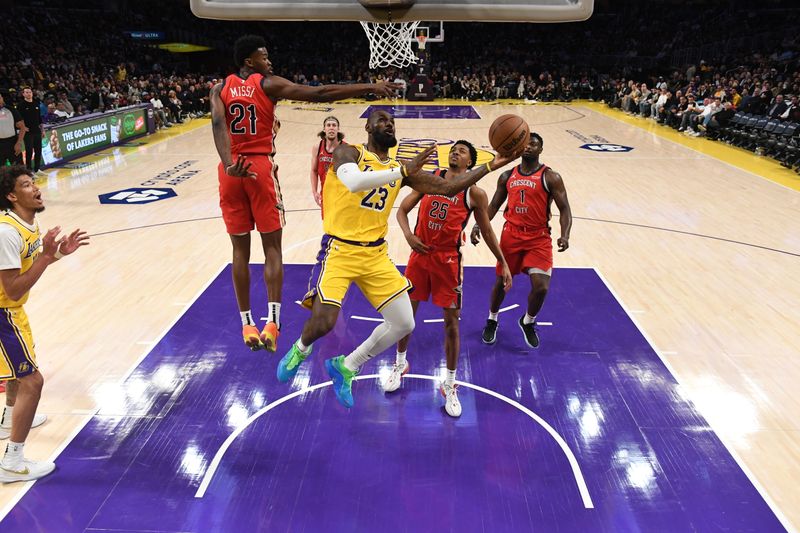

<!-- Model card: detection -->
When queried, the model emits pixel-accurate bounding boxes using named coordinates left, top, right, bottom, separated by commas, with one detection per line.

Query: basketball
left=489, top=114, right=530, bottom=155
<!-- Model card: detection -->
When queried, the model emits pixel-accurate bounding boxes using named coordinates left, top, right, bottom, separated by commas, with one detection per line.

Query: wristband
left=54, top=248, right=64, bottom=260
left=400, top=164, right=408, bottom=178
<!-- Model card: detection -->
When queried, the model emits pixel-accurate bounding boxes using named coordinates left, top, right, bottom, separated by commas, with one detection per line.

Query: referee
left=0, top=93, right=25, bottom=166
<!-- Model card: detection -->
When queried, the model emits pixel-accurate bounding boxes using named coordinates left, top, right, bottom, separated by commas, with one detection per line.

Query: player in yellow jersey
left=0, top=165, right=89, bottom=482
left=277, top=110, right=523, bottom=408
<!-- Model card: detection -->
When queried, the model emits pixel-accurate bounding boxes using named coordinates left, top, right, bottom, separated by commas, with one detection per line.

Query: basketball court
left=0, top=98, right=795, bottom=531
left=1, top=0, right=799, bottom=531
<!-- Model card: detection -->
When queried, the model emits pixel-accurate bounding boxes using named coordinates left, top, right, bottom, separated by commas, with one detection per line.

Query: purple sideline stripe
left=361, top=105, right=481, bottom=119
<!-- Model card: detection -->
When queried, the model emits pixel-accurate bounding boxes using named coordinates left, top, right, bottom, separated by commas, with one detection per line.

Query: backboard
left=189, top=0, right=594, bottom=23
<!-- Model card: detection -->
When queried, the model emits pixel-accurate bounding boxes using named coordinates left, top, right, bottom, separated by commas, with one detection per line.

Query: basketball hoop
left=360, top=20, right=421, bottom=69
left=415, top=34, right=427, bottom=50
left=358, top=0, right=420, bottom=69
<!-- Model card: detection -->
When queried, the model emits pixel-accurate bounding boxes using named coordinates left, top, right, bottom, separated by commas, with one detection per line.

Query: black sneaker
left=518, top=316, right=540, bottom=348
left=481, top=319, right=498, bottom=344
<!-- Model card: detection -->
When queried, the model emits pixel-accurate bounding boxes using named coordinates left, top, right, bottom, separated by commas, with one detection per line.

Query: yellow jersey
left=0, top=211, right=41, bottom=307
left=322, top=144, right=403, bottom=243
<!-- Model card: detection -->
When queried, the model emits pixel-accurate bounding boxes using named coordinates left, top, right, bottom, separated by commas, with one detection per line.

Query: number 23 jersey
left=322, top=144, right=403, bottom=243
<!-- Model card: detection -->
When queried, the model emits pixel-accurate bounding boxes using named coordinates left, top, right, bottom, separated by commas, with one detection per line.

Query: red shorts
left=405, top=250, right=463, bottom=309
left=218, top=154, right=285, bottom=234
left=496, top=223, right=553, bottom=276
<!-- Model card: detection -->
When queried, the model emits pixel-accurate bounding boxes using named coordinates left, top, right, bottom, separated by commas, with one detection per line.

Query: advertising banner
left=42, top=105, right=153, bottom=167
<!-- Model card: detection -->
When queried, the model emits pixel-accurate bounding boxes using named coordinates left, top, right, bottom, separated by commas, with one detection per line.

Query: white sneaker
left=382, top=361, right=409, bottom=393
left=0, top=413, right=47, bottom=440
left=440, top=383, right=462, bottom=417
left=0, top=459, right=56, bottom=483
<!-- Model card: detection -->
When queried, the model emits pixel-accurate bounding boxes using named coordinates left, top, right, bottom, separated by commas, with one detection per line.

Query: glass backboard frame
left=189, top=0, right=594, bottom=24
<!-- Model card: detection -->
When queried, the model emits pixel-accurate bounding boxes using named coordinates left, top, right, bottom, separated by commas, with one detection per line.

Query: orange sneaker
left=260, top=322, right=280, bottom=352
left=243, top=324, right=263, bottom=351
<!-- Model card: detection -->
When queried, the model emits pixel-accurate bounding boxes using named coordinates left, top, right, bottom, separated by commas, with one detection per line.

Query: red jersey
left=503, top=163, right=552, bottom=230
left=316, top=140, right=338, bottom=186
left=219, top=73, right=278, bottom=155
left=413, top=169, right=473, bottom=251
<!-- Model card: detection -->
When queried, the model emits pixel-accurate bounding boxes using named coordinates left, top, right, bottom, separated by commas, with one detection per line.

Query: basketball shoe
left=276, top=342, right=311, bottom=383
left=0, top=458, right=56, bottom=483
left=440, top=383, right=462, bottom=417
left=260, top=322, right=280, bottom=352
left=382, top=361, right=409, bottom=393
left=481, top=319, right=498, bottom=344
left=518, top=316, right=540, bottom=348
left=243, top=324, right=263, bottom=351
left=325, top=356, right=357, bottom=408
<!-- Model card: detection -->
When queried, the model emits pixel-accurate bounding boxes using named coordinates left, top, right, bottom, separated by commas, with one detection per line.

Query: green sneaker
left=277, top=342, right=311, bottom=383
left=325, top=355, right=356, bottom=408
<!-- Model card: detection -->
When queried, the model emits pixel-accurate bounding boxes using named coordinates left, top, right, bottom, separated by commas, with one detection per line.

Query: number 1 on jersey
left=229, top=103, right=257, bottom=135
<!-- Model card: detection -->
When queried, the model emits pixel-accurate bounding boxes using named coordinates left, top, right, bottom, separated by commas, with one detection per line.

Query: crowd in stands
left=0, top=0, right=798, bottom=146
left=604, top=65, right=800, bottom=137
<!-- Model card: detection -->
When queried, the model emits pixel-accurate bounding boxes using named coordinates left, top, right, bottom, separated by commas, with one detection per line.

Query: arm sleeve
left=336, top=162, right=404, bottom=193
left=0, top=225, right=23, bottom=270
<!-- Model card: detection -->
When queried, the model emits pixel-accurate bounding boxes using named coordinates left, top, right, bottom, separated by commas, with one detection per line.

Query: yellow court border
left=577, top=101, right=800, bottom=192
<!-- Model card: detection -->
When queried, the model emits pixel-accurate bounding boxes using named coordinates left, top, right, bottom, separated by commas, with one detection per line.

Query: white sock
left=396, top=350, right=407, bottom=367
left=268, top=302, right=281, bottom=328
left=296, top=339, right=312, bottom=354
left=240, top=310, right=254, bottom=326
left=0, top=405, right=12, bottom=428
left=344, top=339, right=375, bottom=372
left=445, top=369, right=456, bottom=387
left=2, top=441, right=24, bottom=468
left=488, top=311, right=499, bottom=321
left=523, top=313, right=536, bottom=325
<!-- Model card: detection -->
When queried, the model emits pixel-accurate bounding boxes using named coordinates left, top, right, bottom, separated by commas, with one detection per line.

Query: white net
left=360, top=21, right=421, bottom=69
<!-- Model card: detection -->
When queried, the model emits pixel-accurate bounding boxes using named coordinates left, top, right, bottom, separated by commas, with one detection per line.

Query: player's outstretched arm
left=333, top=144, right=405, bottom=193
left=470, top=170, right=511, bottom=245
left=263, top=75, right=402, bottom=103
left=547, top=169, right=572, bottom=252
left=470, top=187, right=512, bottom=291
left=404, top=144, right=523, bottom=197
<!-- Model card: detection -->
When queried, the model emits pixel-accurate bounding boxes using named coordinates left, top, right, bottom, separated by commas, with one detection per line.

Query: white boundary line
left=357, top=303, right=522, bottom=324
left=194, top=373, right=594, bottom=509
left=0, top=262, right=229, bottom=523
left=593, top=267, right=795, bottom=532
left=283, top=237, right=321, bottom=254
left=350, top=315, right=384, bottom=323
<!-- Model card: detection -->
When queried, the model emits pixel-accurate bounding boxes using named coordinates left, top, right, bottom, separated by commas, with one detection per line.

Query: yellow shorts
left=303, top=235, right=412, bottom=311
left=0, top=306, right=37, bottom=381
